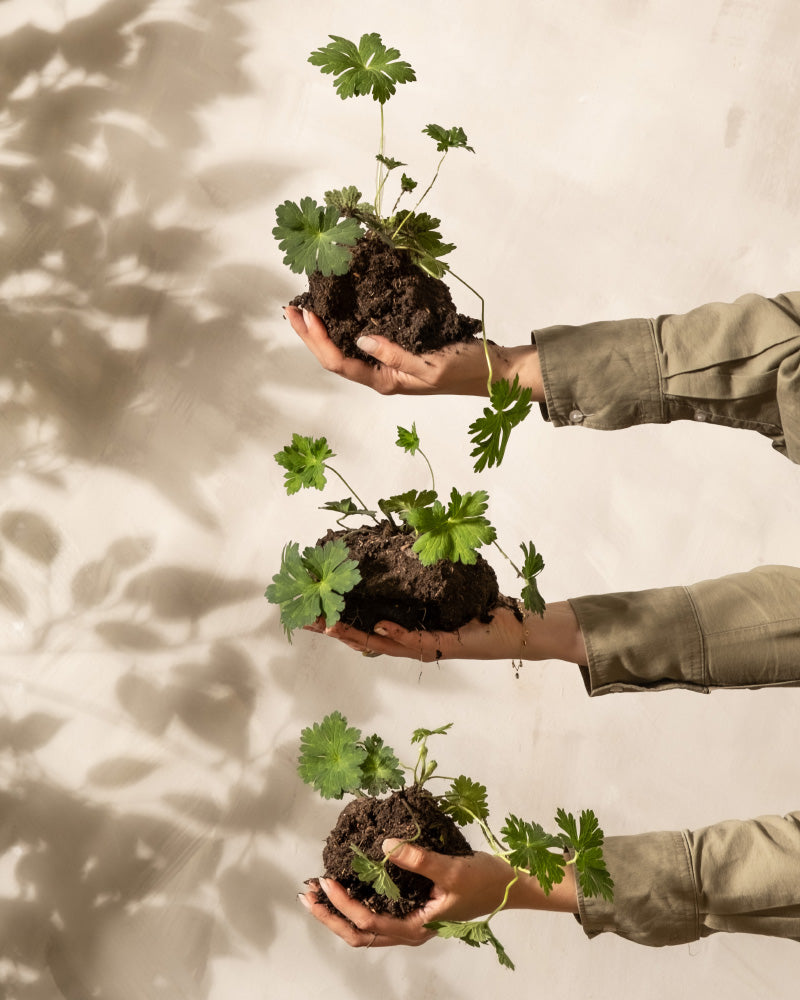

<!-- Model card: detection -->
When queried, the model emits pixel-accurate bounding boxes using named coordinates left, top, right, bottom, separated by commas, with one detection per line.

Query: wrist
left=489, top=344, right=544, bottom=402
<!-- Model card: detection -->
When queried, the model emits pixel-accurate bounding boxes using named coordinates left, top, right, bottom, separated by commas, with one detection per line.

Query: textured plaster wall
left=0, top=0, right=798, bottom=998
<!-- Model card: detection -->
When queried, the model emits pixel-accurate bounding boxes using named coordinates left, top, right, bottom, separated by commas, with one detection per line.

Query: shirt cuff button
left=568, top=409, right=584, bottom=424
left=693, top=411, right=708, bottom=422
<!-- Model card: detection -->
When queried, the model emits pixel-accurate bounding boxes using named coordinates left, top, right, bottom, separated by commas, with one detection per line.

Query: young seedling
left=266, top=424, right=546, bottom=638
left=273, top=33, right=533, bottom=472
left=299, top=711, right=614, bottom=970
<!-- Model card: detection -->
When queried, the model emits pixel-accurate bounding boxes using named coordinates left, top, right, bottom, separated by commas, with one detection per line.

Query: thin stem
left=448, top=270, right=492, bottom=393
left=419, top=448, right=436, bottom=492
left=327, top=466, right=379, bottom=523
left=391, top=151, right=448, bottom=240
left=485, top=871, right=520, bottom=922
left=492, top=539, right=522, bottom=579
left=375, top=104, right=386, bottom=216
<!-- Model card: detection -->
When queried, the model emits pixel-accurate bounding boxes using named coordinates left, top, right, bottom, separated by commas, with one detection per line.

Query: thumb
left=383, top=839, right=446, bottom=879
left=356, top=334, right=417, bottom=372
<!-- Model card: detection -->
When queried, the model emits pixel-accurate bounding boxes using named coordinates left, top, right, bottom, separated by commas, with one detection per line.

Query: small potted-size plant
left=299, top=711, right=614, bottom=970
left=274, top=33, right=532, bottom=471
left=266, top=423, right=546, bottom=641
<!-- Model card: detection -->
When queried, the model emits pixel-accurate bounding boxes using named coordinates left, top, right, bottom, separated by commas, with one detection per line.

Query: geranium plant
left=299, top=711, right=614, bottom=970
left=265, top=423, right=546, bottom=640
left=273, top=33, right=533, bottom=472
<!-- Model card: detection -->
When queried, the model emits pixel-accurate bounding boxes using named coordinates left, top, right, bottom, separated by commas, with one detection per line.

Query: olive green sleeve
left=533, top=291, right=800, bottom=462
left=577, top=812, right=800, bottom=946
left=568, top=565, right=800, bottom=696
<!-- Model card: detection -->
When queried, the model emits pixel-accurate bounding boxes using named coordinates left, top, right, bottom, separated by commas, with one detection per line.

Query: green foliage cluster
left=299, top=713, right=614, bottom=970
left=272, top=33, right=532, bottom=471
left=266, top=426, right=546, bottom=637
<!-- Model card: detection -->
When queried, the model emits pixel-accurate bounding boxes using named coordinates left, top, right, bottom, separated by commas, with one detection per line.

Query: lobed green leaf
left=501, top=814, right=566, bottom=895
left=405, top=488, right=496, bottom=565
left=297, top=711, right=366, bottom=799
left=359, top=734, right=405, bottom=796
left=422, top=123, right=475, bottom=153
left=265, top=539, right=361, bottom=637
left=555, top=808, right=614, bottom=902
left=411, top=722, right=452, bottom=745
left=350, top=845, right=401, bottom=899
left=441, top=775, right=489, bottom=825
left=395, top=422, right=420, bottom=455
left=379, top=488, right=437, bottom=520
left=469, top=376, right=533, bottom=472
left=426, top=919, right=514, bottom=970
left=274, top=433, right=334, bottom=494
left=309, top=33, right=416, bottom=104
left=273, top=197, right=362, bottom=276
left=519, top=541, right=546, bottom=617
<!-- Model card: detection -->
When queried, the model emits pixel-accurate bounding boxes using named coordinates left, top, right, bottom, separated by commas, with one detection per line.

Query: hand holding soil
left=299, top=843, right=578, bottom=951
left=286, top=305, right=544, bottom=401
left=305, top=602, right=588, bottom=666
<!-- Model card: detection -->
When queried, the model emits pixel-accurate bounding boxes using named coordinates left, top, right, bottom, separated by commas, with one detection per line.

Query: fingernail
left=374, top=625, right=388, bottom=636
left=382, top=838, right=402, bottom=854
left=357, top=336, right=377, bottom=356
left=297, top=892, right=312, bottom=910
left=302, top=308, right=312, bottom=324
left=318, top=877, right=331, bottom=895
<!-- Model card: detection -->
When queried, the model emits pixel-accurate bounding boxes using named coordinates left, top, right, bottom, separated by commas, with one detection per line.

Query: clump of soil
left=291, top=232, right=482, bottom=359
left=316, top=785, right=473, bottom=919
left=318, top=520, right=519, bottom=634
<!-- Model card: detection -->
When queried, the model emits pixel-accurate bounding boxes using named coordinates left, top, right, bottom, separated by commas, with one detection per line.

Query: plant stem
left=419, top=448, right=436, bottom=492
left=449, top=271, right=493, bottom=394
left=328, top=466, right=380, bottom=524
left=391, top=150, right=448, bottom=240
left=491, top=539, right=523, bottom=579
left=375, top=104, right=386, bottom=217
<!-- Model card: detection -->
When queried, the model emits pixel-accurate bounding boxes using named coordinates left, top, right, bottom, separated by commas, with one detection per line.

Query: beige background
left=1, top=0, right=799, bottom=997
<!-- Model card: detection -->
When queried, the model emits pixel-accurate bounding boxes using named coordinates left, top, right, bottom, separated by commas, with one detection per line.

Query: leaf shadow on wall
left=0, top=0, right=297, bottom=529
left=0, top=2, right=318, bottom=996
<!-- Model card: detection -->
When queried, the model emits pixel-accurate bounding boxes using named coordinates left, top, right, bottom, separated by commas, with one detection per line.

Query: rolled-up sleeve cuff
left=568, top=586, right=706, bottom=695
left=533, top=317, right=665, bottom=429
left=577, top=831, right=700, bottom=946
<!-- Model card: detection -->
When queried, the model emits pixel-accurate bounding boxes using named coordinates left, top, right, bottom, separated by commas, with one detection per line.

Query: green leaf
left=376, top=154, right=405, bottom=170
left=469, top=376, right=533, bottom=472
left=391, top=210, right=456, bottom=276
left=320, top=498, right=377, bottom=521
left=441, top=775, right=489, bottom=825
left=359, top=735, right=405, bottom=796
left=556, top=808, right=614, bottom=902
left=309, top=33, right=416, bottom=104
left=273, top=197, right=362, bottom=276
left=426, top=919, right=514, bottom=970
left=519, top=541, right=546, bottom=617
left=265, top=539, right=361, bottom=637
left=350, top=845, right=401, bottom=899
left=500, top=815, right=566, bottom=895
left=400, top=173, right=417, bottom=193
left=297, top=711, right=367, bottom=799
left=411, top=722, right=452, bottom=744
left=379, top=488, right=437, bottom=520
left=324, top=185, right=363, bottom=212
left=405, top=488, right=496, bottom=565
left=274, top=434, right=334, bottom=494
left=422, top=123, right=475, bottom=154
left=395, top=422, right=420, bottom=455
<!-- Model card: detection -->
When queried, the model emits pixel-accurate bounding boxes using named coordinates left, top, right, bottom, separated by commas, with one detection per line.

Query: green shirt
left=534, top=290, right=800, bottom=462
left=534, top=293, right=800, bottom=946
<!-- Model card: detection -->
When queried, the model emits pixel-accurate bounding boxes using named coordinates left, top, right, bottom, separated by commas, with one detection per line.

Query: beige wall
left=1, top=0, right=798, bottom=997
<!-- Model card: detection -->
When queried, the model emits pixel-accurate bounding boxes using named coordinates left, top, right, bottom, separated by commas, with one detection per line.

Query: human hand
left=304, top=604, right=528, bottom=662
left=304, top=601, right=587, bottom=666
left=299, top=840, right=575, bottom=950
left=284, top=305, right=543, bottom=400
